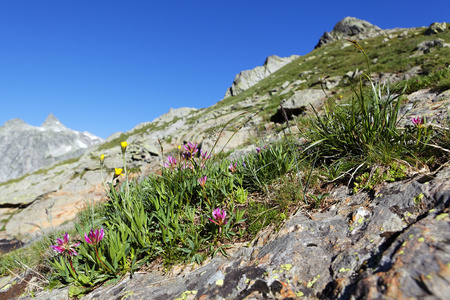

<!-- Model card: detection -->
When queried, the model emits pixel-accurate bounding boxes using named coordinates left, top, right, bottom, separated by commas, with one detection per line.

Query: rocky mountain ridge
left=315, top=16, right=384, bottom=48
left=0, top=113, right=102, bottom=183
left=224, top=55, right=300, bottom=98
left=0, top=17, right=449, bottom=299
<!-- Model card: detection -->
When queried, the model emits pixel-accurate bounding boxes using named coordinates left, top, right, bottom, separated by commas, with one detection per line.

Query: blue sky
left=1, top=0, right=448, bottom=139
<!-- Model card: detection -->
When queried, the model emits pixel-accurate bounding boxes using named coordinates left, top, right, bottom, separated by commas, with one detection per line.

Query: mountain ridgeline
left=0, top=113, right=102, bottom=183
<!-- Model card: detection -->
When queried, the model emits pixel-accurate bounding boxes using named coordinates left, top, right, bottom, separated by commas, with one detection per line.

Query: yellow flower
left=114, top=168, right=123, bottom=177
left=100, top=154, right=105, bottom=163
left=178, top=145, right=181, bottom=150
left=121, top=141, right=128, bottom=153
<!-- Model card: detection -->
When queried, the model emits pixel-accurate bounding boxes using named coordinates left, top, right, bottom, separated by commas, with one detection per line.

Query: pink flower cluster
left=411, top=116, right=424, bottom=127
left=50, top=233, right=80, bottom=256
left=228, top=162, right=238, bottom=172
left=209, top=208, right=227, bottom=233
left=84, top=228, right=105, bottom=246
left=182, top=142, right=199, bottom=159
left=164, top=155, right=178, bottom=169
left=51, top=228, right=105, bottom=256
left=198, top=176, right=207, bottom=187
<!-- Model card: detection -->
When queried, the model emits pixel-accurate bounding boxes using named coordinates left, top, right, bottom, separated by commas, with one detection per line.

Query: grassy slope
left=3, top=25, right=448, bottom=186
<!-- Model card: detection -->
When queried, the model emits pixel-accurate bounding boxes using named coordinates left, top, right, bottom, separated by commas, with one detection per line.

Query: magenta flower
left=256, top=147, right=261, bottom=153
left=411, top=116, right=424, bottom=127
left=201, top=149, right=211, bottom=161
left=209, top=208, right=227, bottom=233
left=164, top=155, right=177, bottom=169
left=182, top=142, right=199, bottom=159
left=228, top=162, right=238, bottom=172
left=198, top=176, right=207, bottom=187
left=50, top=232, right=80, bottom=256
left=84, top=228, right=105, bottom=246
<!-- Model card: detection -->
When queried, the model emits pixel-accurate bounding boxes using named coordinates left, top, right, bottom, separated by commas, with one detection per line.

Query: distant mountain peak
left=2, top=118, right=29, bottom=129
left=41, top=113, right=67, bottom=131
left=0, top=113, right=102, bottom=183
left=315, top=16, right=383, bottom=49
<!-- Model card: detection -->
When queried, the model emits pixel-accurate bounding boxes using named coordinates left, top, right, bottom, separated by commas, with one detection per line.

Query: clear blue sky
left=1, top=0, right=448, bottom=139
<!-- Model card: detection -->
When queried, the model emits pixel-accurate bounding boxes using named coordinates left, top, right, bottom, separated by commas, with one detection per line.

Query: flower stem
left=68, top=256, right=77, bottom=276
left=201, top=186, right=211, bottom=206
left=95, top=246, right=111, bottom=273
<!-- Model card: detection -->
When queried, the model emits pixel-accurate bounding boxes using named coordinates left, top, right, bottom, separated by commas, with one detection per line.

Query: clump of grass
left=301, top=39, right=449, bottom=189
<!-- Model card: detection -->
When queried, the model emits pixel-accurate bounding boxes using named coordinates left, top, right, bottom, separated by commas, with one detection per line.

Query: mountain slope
left=0, top=114, right=102, bottom=183
left=0, top=17, right=449, bottom=242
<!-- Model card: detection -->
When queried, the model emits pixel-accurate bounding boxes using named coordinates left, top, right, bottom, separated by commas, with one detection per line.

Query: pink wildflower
left=209, top=208, right=227, bottom=233
left=164, top=155, right=177, bottom=169
left=200, top=150, right=211, bottom=161
left=84, top=228, right=105, bottom=246
left=411, top=116, right=424, bottom=127
left=50, top=232, right=80, bottom=256
left=182, top=142, right=199, bottom=159
left=228, top=162, right=238, bottom=172
left=198, top=176, right=207, bottom=187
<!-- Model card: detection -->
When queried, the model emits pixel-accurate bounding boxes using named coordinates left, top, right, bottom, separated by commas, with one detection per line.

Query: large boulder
left=425, top=22, right=447, bottom=35
left=270, top=89, right=326, bottom=123
left=224, top=55, right=299, bottom=98
left=315, top=17, right=383, bottom=48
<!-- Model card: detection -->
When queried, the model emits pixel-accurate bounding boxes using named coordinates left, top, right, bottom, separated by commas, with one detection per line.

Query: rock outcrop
left=19, top=166, right=450, bottom=300
left=224, top=55, right=299, bottom=98
left=315, top=17, right=383, bottom=48
left=0, top=114, right=102, bottom=183
left=425, top=22, right=447, bottom=35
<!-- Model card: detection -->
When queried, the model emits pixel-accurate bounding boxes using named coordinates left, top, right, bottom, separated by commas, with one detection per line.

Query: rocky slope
left=0, top=113, right=102, bottom=183
left=224, top=55, right=300, bottom=98
left=0, top=17, right=449, bottom=299
left=20, top=166, right=450, bottom=300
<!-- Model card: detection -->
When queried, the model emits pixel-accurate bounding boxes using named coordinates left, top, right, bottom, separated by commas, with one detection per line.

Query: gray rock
left=270, top=89, right=326, bottom=123
left=415, top=38, right=445, bottom=54
left=425, top=22, right=447, bottom=35
left=345, top=69, right=363, bottom=79
left=315, top=17, right=383, bottom=48
left=224, top=55, right=299, bottom=98
left=151, top=107, right=197, bottom=125
left=285, top=89, right=326, bottom=109
left=324, top=75, right=341, bottom=89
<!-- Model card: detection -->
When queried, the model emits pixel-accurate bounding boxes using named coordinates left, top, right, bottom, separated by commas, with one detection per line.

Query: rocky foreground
left=8, top=164, right=449, bottom=299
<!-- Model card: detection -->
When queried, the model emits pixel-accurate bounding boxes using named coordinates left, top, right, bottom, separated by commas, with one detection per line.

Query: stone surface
left=315, top=17, right=383, bottom=48
left=271, top=89, right=326, bottom=123
left=415, top=38, right=445, bottom=54
left=151, top=107, right=197, bottom=125
left=425, top=22, right=447, bottom=35
left=224, top=55, right=299, bottom=98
